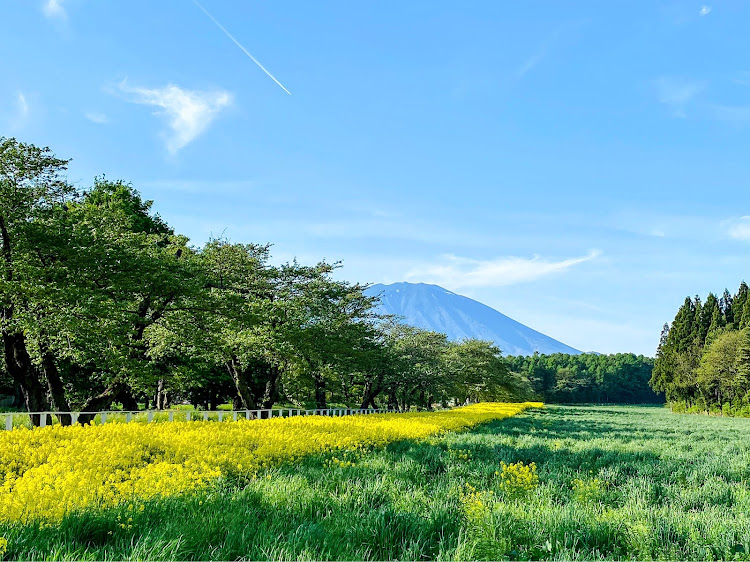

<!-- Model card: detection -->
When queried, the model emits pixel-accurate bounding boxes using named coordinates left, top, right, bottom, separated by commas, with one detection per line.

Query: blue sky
left=3, top=0, right=750, bottom=356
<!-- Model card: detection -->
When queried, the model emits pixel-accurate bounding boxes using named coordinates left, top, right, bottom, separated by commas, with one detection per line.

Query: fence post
left=147, top=411, right=153, bottom=423
left=218, top=411, right=224, bottom=422
left=5, top=414, right=11, bottom=431
left=246, top=410, right=251, bottom=421
left=100, top=412, right=107, bottom=425
left=126, top=412, right=132, bottom=423
left=168, top=411, right=174, bottom=422
left=233, top=411, right=238, bottom=422
left=186, top=411, right=192, bottom=422
left=203, top=412, right=209, bottom=421
left=72, top=412, right=78, bottom=425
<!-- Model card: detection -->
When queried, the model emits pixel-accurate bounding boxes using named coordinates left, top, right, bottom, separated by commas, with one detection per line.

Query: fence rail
left=2, top=407, right=393, bottom=431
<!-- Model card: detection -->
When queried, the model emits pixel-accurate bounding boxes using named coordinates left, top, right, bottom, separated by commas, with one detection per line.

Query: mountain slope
left=365, top=282, right=581, bottom=356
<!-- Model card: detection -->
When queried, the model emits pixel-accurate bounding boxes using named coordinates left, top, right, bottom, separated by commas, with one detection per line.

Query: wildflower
left=0, top=402, right=540, bottom=523
left=498, top=461, right=539, bottom=497
left=571, top=477, right=607, bottom=503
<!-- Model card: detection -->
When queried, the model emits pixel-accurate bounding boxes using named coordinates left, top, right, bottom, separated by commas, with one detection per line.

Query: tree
left=0, top=138, right=73, bottom=424
left=696, top=330, right=746, bottom=406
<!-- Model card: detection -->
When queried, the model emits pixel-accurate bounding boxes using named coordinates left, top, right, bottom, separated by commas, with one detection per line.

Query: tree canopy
left=0, top=137, right=543, bottom=424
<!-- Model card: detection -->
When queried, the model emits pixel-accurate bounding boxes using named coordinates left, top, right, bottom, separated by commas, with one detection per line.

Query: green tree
left=696, top=330, right=746, bottom=406
left=0, top=138, right=74, bottom=424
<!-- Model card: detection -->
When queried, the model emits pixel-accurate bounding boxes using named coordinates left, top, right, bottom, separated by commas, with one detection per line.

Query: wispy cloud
left=193, top=1, right=291, bottom=95
left=17, top=93, right=29, bottom=119
left=7, top=92, right=31, bottom=131
left=519, top=53, right=544, bottom=78
left=517, top=30, right=564, bottom=78
left=710, top=104, right=750, bottom=124
left=42, top=0, right=66, bottom=19
left=699, top=5, right=712, bottom=16
left=118, top=81, right=232, bottom=154
left=656, top=77, right=704, bottom=117
left=85, top=111, right=108, bottom=124
left=727, top=216, right=750, bottom=241
left=405, top=250, right=602, bottom=289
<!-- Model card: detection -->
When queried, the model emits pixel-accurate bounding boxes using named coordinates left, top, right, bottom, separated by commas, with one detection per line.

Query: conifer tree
left=722, top=289, right=734, bottom=326
left=734, top=282, right=749, bottom=329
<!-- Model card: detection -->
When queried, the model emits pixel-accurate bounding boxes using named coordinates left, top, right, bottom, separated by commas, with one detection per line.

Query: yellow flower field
left=0, top=402, right=541, bottom=523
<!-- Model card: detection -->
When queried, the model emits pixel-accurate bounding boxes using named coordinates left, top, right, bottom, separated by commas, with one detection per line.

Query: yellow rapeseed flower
left=0, top=402, right=540, bottom=523
left=498, top=460, right=539, bottom=497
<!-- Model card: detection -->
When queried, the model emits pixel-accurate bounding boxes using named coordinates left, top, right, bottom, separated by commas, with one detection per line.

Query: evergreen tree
left=668, top=298, right=696, bottom=353
left=734, top=282, right=749, bottom=329
left=721, top=289, right=734, bottom=326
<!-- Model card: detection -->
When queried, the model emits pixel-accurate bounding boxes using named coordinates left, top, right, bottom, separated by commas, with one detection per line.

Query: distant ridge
left=365, top=282, right=582, bottom=357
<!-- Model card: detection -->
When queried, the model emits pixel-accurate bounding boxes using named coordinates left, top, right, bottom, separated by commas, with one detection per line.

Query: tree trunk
left=3, top=331, right=50, bottom=426
left=314, top=372, right=327, bottom=409
left=77, top=382, right=127, bottom=425
left=227, top=357, right=257, bottom=409
left=387, top=390, right=398, bottom=412
left=232, top=394, right=243, bottom=410
left=155, top=379, right=165, bottom=410
left=118, top=386, right=139, bottom=411
left=360, top=379, right=382, bottom=410
left=12, top=383, right=23, bottom=408
left=261, top=365, right=279, bottom=409
left=40, top=343, right=72, bottom=425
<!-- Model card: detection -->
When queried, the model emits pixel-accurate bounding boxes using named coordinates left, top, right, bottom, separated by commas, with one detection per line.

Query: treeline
left=507, top=353, right=660, bottom=403
left=0, top=138, right=533, bottom=425
left=650, top=283, right=750, bottom=415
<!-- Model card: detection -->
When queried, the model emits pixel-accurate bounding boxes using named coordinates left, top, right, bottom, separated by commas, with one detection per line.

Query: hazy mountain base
left=4, top=405, right=750, bottom=561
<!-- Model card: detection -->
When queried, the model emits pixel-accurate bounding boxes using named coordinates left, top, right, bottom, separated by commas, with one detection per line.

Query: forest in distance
left=0, top=137, right=665, bottom=423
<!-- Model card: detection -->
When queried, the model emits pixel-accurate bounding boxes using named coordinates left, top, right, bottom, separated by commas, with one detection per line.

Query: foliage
left=652, top=281, right=750, bottom=415
left=0, top=137, right=536, bottom=422
left=507, top=352, right=659, bottom=404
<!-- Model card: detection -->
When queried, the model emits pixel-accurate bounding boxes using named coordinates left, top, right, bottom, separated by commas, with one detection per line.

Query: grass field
left=4, top=404, right=750, bottom=560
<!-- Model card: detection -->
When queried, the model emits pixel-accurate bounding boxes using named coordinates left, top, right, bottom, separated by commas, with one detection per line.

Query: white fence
left=2, top=407, right=392, bottom=431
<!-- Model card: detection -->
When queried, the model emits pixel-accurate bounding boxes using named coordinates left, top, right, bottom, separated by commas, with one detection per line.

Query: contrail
left=193, top=0, right=291, bottom=95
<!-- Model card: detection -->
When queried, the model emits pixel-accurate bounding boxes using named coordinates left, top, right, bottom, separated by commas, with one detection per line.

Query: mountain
left=365, top=282, right=582, bottom=357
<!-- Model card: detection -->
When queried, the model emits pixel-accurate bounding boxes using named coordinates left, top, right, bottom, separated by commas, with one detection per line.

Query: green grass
left=6, top=405, right=750, bottom=560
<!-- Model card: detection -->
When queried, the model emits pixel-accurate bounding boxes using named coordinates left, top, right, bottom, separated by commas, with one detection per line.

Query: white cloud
left=405, top=250, right=602, bottom=289
left=699, top=5, right=712, bottom=16
left=17, top=93, right=29, bottom=118
left=42, top=0, right=66, bottom=19
left=118, top=81, right=232, bottom=154
left=6, top=92, right=31, bottom=132
left=85, top=111, right=108, bottom=124
left=656, top=77, right=704, bottom=118
left=728, top=216, right=750, bottom=241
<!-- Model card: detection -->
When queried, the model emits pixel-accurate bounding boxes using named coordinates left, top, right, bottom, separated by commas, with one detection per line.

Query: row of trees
left=506, top=353, right=659, bottom=404
left=0, top=137, right=531, bottom=425
left=650, top=283, right=750, bottom=415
